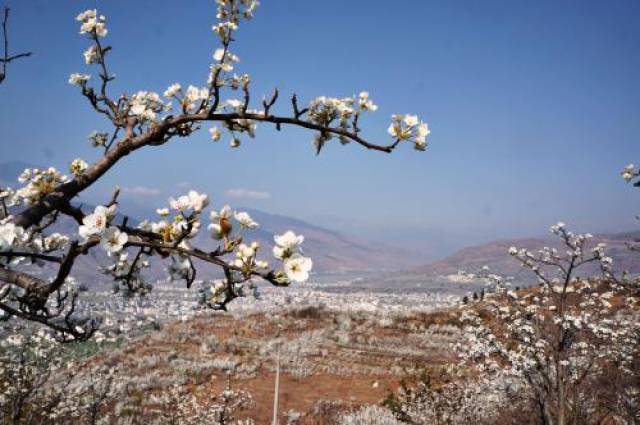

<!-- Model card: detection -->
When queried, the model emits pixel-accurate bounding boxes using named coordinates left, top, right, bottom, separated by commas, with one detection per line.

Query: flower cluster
left=69, top=158, right=88, bottom=178
left=76, top=9, right=108, bottom=38
left=208, top=205, right=251, bottom=240
left=212, top=20, right=238, bottom=43
left=273, top=231, right=313, bottom=283
left=358, top=91, right=378, bottom=112
left=68, top=73, right=91, bottom=86
left=0, top=330, right=65, bottom=418
left=214, top=99, right=260, bottom=146
left=139, top=191, right=210, bottom=245
left=169, top=190, right=210, bottom=214
left=83, top=44, right=99, bottom=64
left=383, top=371, right=509, bottom=424
left=129, top=91, right=167, bottom=122
left=78, top=205, right=115, bottom=240
left=0, top=220, right=69, bottom=266
left=181, top=85, right=210, bottom=112
left=213, top=47, right=240, bottom=73
left=78, top=205, right=128, bottom=255
left=233, top=242, right=268, bottom=272
left=0, top=222, right=25, bottom=253
left=151, top=195, right=314, bottom=284
left=306, top=93, right=379, bottom=151
left=387, top=114, right=430, bottom=151
left=213, top=0, right=260, bottom=39
left=164, top=83, right=181, bottom=99
left=308, top=96, right=360, bottom=127
left=622, top=163, right=639, bottom=185
left=88, top=131, right=109, bottom=147
left=15, top=167, right=69, bottom=205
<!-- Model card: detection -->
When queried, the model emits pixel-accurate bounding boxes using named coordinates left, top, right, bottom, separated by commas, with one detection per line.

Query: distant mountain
left=1, top=160, right=422, bottom=277
left=20, top=205, right=416, bottom=286
left=7, top=203, right=423, bottom=290
left=239, top=208, right=417, bottom=272
left=411, top=231, right=640, bottom=283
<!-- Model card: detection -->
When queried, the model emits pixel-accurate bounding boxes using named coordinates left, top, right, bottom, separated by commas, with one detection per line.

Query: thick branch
left=126, top=237, right=288, bottom=287
left=13, top=110, right=395, bottom=228
left=0, top=267, right=48, bottom=292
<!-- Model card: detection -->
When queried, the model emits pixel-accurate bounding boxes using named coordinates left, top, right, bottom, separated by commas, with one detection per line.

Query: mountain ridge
left=411, top=230, right=640, bottom=282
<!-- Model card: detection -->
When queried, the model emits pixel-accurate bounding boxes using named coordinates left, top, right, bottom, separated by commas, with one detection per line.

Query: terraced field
left=100, top=304, right=463, bottom=423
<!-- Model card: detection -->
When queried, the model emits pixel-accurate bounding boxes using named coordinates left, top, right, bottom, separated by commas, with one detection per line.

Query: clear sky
left=1, top=0, right=639, bottom=254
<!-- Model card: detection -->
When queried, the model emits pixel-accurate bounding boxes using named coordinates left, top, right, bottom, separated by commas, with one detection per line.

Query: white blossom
left=88, top=131, right=108, bottom=147
left=83, top=45, right=98, bottom=64
left=100, top=226, right=128, bottom=254
left=621, top=163, right=636, bottom=182
left=358, top=91, right=378, bottom=111
left=234, top=211, right=258, bottom=228
left=78, top=205, right=115, bottom=240
left=0, top=223, right=19, bottom=252
left=129, top=91, right=165, bottom=122
left=187, top=190, right=209, bottom=212
left=283, top=253, right=312, bottom=283
left=164, top=83, right=182, bottom=98
left=183, top=85, right=209, bottom=111
left=76, top=9, right=108, bottom=37
left=209, top=127, right=221, bottom=141
left=69, top=158, right=88, bottom=177
left=68, top=73, right=91, bottom=86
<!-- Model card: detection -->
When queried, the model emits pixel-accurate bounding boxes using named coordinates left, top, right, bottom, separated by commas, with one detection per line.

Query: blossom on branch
left=68, top=72, right=90, bottom=86
left=0, top=0, right=427, bottom=338
left=78, top=205, right=116, bottom=240
left=76, top=9, right=107, bottom=38
left=100, top=226, right=128, bottom=254
left=283, top=253, right=313, bottom=283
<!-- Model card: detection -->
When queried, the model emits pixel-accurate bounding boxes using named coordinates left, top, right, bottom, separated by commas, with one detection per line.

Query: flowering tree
left=148, top=383, right=254, bottom=425
left=0, top=7, right=31, bottom=85
left=382, top=370, right=509, bottom=424
left=0, top=329, right=123, bottom=424
left=0, top=330, right=66, bottom=423
left=0, top=1, right=429, bottom=341
left=458, top=223, right=640, bottom=425
left=0, top=323, right=261, bottom=423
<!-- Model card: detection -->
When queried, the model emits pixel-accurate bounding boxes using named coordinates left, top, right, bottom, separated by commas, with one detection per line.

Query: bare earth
left=100, top=305, right=461, bottom=423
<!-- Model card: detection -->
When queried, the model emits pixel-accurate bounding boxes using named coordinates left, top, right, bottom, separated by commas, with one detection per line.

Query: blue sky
left=1, top=0, right=639, bottom=253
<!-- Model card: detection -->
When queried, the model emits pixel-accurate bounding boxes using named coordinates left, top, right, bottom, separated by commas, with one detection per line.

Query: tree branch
left=0, top=7, right=32, bottom=85
left=13, top=110, right=396, bottom=229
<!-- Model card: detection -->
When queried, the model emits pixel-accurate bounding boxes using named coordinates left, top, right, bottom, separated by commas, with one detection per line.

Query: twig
left=0, top=7, right=32, bottom=85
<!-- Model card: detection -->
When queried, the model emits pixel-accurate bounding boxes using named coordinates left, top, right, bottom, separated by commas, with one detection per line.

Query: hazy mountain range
left=2, top=161, right=639, bottom=288
left=0, top=161, right=423, bottom=274
left=411, top=231, right=640, bottom=283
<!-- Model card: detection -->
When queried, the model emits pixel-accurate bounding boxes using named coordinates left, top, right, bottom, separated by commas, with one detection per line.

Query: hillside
left=412, top=231, right=640, bottom=282
left=88, top=303, right=461, bottom=423
left=235, top=208, right=420, bottom=272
